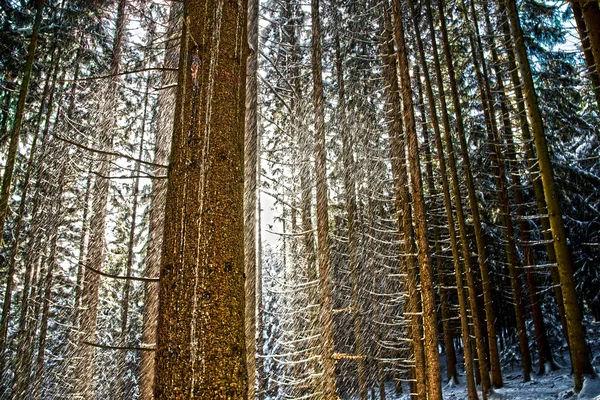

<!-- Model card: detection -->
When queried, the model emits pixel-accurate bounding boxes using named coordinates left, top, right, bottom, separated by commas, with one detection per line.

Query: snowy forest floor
left=349, top=320, right=600, bottom=400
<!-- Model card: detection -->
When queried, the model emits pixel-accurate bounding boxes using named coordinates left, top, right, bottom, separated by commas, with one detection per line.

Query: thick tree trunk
left=505, top=0, right=596, bottom=391
left=152, top=0, right=248, bottom=396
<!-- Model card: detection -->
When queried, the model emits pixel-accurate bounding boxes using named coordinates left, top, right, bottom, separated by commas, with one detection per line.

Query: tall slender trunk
left=152, top=0, right=249, bottom=396
left=10, top=52, right=62, bottom=399
left=410, top=0, right=478, bottom=394
left=76, top=1, right=128, bottom=398
left=0, top=0, right=45, bottom=238
left=437, top=0, right=504, bottom=389
left=482, top=0, right=557, bottom=374
left=310, top=0, right=337, bottom=396
left=139, top=4, right=180, bottom=399
left=245, top=0, right=259, bottom=396
left=496, top=0, right=570, bottom=351
left=414, top=66, right=459, bottom=386
left=381, top=6, right=427, bottom=398
left=390, top=1, right=442, bottom=397
left=505, top=0, right=596, bottom=391
left=464, top=0, right=532, bottom=381
left=332, top=4, right=367, bottom=398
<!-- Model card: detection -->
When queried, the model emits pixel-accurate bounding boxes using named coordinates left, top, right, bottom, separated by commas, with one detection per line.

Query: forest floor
left=379, top=321, right=600, bottom=400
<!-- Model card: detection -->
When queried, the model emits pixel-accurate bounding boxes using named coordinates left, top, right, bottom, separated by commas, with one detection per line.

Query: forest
left=0, top=0, right=599, bottom=398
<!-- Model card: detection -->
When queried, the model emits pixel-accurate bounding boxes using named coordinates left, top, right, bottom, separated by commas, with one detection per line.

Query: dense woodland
left=0, top=0, right=599, bottom=398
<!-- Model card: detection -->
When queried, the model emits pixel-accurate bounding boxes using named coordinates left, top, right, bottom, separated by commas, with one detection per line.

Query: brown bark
left=389, top=1, right=443, bottom=398
left=152, top=0, right=248, bottom=396
left=381, top=6, right=427, bottom=399
left=505, top=0, right=596, bottom=391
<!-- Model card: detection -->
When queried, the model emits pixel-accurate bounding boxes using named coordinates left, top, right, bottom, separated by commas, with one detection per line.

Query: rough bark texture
left=381, top=7, right=427, bottom=398
left=152, top=0, right=248, bottom=397
left=505, top=0, right=596, bottom=391
left=390, top=1, right=443, bottom=398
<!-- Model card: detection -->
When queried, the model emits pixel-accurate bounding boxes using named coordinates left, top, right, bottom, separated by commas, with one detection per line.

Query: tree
left=152, top=0, right=249, bottom=396
left=505, top=0, right=596, bottom=391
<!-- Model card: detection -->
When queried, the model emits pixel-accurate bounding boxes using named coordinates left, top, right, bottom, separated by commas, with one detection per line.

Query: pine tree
left=153, top=0, right=249, bottom=396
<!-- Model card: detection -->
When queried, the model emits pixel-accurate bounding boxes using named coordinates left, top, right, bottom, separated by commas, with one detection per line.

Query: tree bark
left=152, top=0, right=248, bottom=396
left=390, top=1, right=443, bottom=398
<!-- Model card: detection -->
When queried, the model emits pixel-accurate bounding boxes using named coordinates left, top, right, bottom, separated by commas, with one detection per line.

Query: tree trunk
left=245, top=0, right=259, bottom=396
left=152, top=0, right=248, bottom=396
left=310, top=0, right=338, bottom=397
left=139, top=4, right=180, bottom=399
left=381, top=6, right=427, bottom=398
left=0, top=0, right=45, bottom=238
left=332, top=4, right=367, bottom=398
left=464, top=0, right=532, bottom=381
left=496, top=0, right=570, bottom=352
left=482, top=0, right=557, bottom=374
left=505, top=0, right=596, bottom=391
left=75, top=1, right=128, bottom=398
left=390, top=1, right=443, bottom=398
left=571, top=1, right=600, bottom=109
left=437, top=0, right=504, bottom=390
